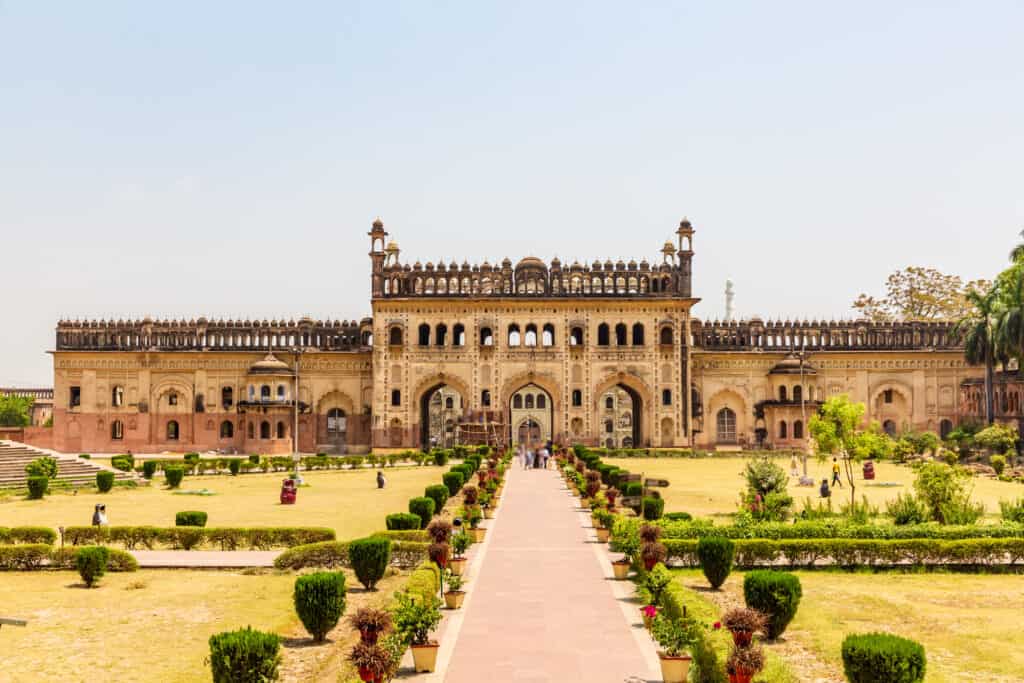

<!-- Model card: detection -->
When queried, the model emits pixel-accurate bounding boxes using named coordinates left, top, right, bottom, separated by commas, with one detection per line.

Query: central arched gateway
left=599, top=385, right=642, bottom=448
left=509, top=384, right=552, bottom=448
left=420, top=384, right=464, bottom=449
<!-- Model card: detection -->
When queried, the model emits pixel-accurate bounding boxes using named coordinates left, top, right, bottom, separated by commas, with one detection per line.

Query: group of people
left=517, top=441, right=553, bottom=470
left=789, top=455, right=845, bottom=498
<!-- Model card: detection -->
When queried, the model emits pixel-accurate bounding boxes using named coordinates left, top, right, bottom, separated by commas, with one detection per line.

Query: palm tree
left=956, top=286, right=999, bottom=424
left=1010, top=229, right=1024, bottom=263
left=995, top=269, right=1024, bottom=371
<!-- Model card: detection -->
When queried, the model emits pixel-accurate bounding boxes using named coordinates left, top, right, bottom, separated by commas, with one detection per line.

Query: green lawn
left=0, top=466, right=444, bottom=540
left=608, top=456, right=1023, bottom=520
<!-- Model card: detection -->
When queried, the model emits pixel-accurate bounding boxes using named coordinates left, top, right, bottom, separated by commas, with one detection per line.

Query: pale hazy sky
left=2, top=2, right=1022, bottom=386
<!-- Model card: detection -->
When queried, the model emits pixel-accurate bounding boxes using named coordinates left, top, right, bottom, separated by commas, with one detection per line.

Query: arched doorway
left=599, top=385, right=642, bottom=448
left=326, top=408, right=347, bottom=450
left=421, top=385, right=463, bottom=449
left=510, top=384, right=552, bottom=448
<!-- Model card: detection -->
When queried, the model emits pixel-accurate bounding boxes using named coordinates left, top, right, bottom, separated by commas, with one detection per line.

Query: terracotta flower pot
left=448, top=557, right=467, bottom=576
left=730, top=629, right=753, bottom=647
left=611, top=560, right=631, bottom=580
left=471, top=527, right=486, bottom=543
left=357, top=666, right=382, bottom=683
left=595, top=527, right=611, bottom=543
left=658, top=653, right=692, bottom=683
left=411, top=642, right=440, bottom=673
left=444, top=590, right=465, bottom=609
left=483, top=507, right=495, bottom=519
left=728, top=671, right=754, bottom=683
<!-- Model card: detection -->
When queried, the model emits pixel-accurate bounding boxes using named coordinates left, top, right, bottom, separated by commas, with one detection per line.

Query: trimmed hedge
left=348, top=536, right=391, bottom=589
left=386, top=513, right=422, bottom=531
left=743, top=570, right=802, bottom=638
left=424, top=484, right=449, bottom=512
left=26, top=476, right=48, bottom=499
left=0, top=527, right=57, bottom=545
left=0, top=544, right=52, bottom=570
left=175, top=511, right=208, bottom=527
left=164, top=465, right=185, bottom=488
left=49, top=546, right=139, bottom=572
left=443, top=471, right=466, bottom=497
left=696, top=536, right=734, bottom=589
left=273, top=539, right=429, bottom=571
left=75, top=545, right=109, bottom=587
left=657, top=520, right=1024, bottom=541
left=142, top=461, right=158, bottom=479
left=62, top=526, right=335, bottom=550
left=661, top=538, right=1024, bottom=568
left=842, top=633, right=926, bottom=683
left=642, top=497, right=665, bottom=521
left=294, top=571, right=347, bottom=641
left=209, top=627, right=281, bottom=683
left=96, top=471, right=115, bottom=492
left=408, top=497, right=436, bottom=529
left=405, top=560, right=442, bottom=604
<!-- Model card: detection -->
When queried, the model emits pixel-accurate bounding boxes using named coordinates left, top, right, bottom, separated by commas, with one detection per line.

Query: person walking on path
left=831, top=458, right=843, bottom=488
left=91, top=503, right=108, bottom=526
left=376, top=470, right=386, bottom=489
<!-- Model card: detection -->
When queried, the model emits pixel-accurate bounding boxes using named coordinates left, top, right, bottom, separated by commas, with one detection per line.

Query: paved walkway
left=443, top=465, right=659, bottom=682
left=130, top=550, right=280, bottom=568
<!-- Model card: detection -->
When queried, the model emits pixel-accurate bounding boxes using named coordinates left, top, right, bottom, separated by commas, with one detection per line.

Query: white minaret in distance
left=725, top=278, right=735, bottom=321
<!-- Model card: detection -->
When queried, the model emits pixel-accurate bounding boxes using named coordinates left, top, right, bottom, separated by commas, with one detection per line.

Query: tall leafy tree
left=0, top=394, right=33, bottom=427
left=852, top=267, right=991, bottom=321
left=809, top=395, right=877, bottom=507
left=1010, top=228, right=1024, bottom=263
left=955, top=286, right=999, bottom=424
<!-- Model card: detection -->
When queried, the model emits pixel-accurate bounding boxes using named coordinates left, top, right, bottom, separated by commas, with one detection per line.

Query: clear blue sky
left=2, top=2, right=1022, bottom=386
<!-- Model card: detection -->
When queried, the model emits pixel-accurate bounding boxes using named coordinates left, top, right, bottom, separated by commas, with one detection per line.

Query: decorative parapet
left=691, top=318, right=961, bottom=351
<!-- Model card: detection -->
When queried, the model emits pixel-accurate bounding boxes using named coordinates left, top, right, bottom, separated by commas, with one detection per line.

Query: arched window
left=167, top=420, right=179, bottom=441
left=111, top=420, right=124, bottom=440
left=391, top=389, right=401, bottom=406
left=572, top=389, right=582, bottom=407
left=260, top=421, right=271, bottom=439
left=418, top=323, right=431, bottom=346
left=445, top=396, right=454, bottom=410
left=327, top=408, right=346, bottom=434
left=277, top=385, right=286, bottom=400
left=525, top=394, right=535, bottom=409
left=436, top=324, right=448, bottom=346
left=481, top=390, right=491, bottom=407
left=597, top=323, right=610, bottom=346
left=513, top=394, right=523, bottom=409
left=389, top=327, right=403, bottom=345
left=716, top=408, right=736, bottom=443
left=793, top=420, right=804, bottom=439
left=221, top=386, right=233, bottom=409
left=524, top=324, right=538, bottom=347
left=453, top=323, right=466, bottom=346
left=247, top=421, right=254, bottom=439
left=508, top=324, right=521, bottom=346
left=112, top=386, right=124, bottom=407
left=480, top=327, right=494, bottom=346
left=605, top=419, right=614, bottom=433
left=662, top=389, right=672, bottom=406
left=632, top=323, right=645, bottom=346
left=940, top=419, right=953, bottom=439
left=276, top=421, right=286, bottom=439
left=570, top=327, right=584, bottom=346
left=779, top=386, right=787, bottom=402
left=537, top=394, right=546, bottom=409
left=168, top=392, right=178, bottom=406
left=220, top=420, right=234, bottom=438
left=542, top=324, right=555, bottom=347
left=261, top=385, right=271, bottom=402
left=605, top=396, right=614, bottom=410
left=615, top=323, right=628, bottom=345
left=779, top=421, right=788, bottom=439
left=883, top=420, right=897, bottom=437
left=660, top=326, right=674, bottom=345
left=793, top=385, right=802, bottom=403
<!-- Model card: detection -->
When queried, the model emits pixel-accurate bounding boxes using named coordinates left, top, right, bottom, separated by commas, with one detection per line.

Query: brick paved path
left=443, top=465, right=659, bottom=682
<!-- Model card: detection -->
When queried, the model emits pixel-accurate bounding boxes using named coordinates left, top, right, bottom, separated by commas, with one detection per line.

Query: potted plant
left=428, top=541, right=450, bottom=569
left=721, top=607, right=767, bottom=647
left=585, top=470, right=601, bottom=499
left=609, top=521, right=639, bottom=580
left=726, top=643, right=766, bottom=683
left=426, top=518, right=453, bottom=544
left=480, top=491, right=495, bottom=518
left=348, top=607, right=392, bottom=645
left=593, top=508, right=614, bottom=543
left=462, top=485, right=479, bottom=505
left=641, top=604, right=659, bottom=630
left=640, top=524, right=667, bottom=571
left=650, top=613, right=698, bottom=683
left=463, top=505, right=485, bottom=542
left=449, top=531, right=470, bottom=575
left=605, top=487, right=618, bottom=508
left=443, top=569, right=465, bottom=609
left=393, top=592, right=442, bottom=673
left=348, top=641, right=390, bottom=683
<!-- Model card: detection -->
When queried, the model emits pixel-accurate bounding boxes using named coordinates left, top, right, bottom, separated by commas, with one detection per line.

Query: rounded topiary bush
left=697, top=536, right=734, bottom=590
left=442, top=471, right=465, bottom=497
left=408, top=497, right=436, bottom=529
left=142, top=461, right=158, bottom=480
left=385, top=513, right=422, bottom=531
left=642, top=497, right=665, bottom=520
left=743, top=570, right=802, bottom=639
left=990, top=454, right=1006, bottom=476
left=96, top=470, right=115, bottom=493
left=175, top=511, right=208, bottom=527
left=164, top=465, right=185, bottom=489
left=432, top=450, right=449, bottom=466
left=293, top=571, right=347, bottom=641
left=842, top=633, right=926, bottom=683
left=76, top=545, right=109, bottom=587
left=424, top=484, right=449, bottom=512
left=347, top=536, right=391, bottom=590
left=26, top=476, right=48, bottom=499
left=209, top=627, right=281, bottom=683
left=111, top=455, right=133, bottom=472
left=228, top=459, right=241, bottom=476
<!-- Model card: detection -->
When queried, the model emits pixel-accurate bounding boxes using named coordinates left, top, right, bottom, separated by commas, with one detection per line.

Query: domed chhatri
left=249, top=353, right=294, bottom=375
left=514, top=256, right=548, bottom=271
left=769, top=353, right=817, bottom=375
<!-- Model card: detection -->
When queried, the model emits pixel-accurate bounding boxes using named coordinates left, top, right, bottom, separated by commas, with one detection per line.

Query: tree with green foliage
left=852, top=267, right=990, bottom=322
left=809, top=395, right=876, bottom=507
left=0, top=393, right=33, bottom=427
left=955, top=285, right=1000, bottom=424
left=974, top=423, right=1018, bottom=454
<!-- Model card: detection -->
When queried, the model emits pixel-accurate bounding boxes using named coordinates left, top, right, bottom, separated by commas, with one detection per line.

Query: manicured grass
left=0, top=466, right=444, bottom=540
left=608, top=456, right=1022, bottom=520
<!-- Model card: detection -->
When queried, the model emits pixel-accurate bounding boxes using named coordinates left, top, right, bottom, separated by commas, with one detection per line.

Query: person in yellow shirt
left=831, top=458, right=843, bottom=488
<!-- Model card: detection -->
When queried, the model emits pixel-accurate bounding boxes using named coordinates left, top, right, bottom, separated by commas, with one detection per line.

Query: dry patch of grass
left=609, top=456, right=1022, bottom=519
left=0, top=467, right=443, bottom=540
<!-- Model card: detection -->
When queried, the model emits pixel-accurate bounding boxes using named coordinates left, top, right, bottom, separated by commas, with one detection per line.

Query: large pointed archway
left=420, top=384, right=464, bottom=450
left=592, top=373, right=651, bottom=448
left=509, top=383, right=553, bottom=448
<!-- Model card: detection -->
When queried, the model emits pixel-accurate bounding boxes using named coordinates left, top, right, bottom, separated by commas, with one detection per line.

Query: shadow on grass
left=281, top=636, right=333, bottom=649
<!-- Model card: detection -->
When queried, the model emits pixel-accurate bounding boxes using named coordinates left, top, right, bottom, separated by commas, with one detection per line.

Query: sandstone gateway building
left=49, top=218, right=978, bottom=455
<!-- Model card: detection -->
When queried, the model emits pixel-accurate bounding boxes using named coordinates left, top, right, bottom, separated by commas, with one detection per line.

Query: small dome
left=769, top=353, right=816, bottom=376
left=515, top=256, right=547, bottom=271
left=249, top=353, right=294, bottom=375
left=386, top=240, right=399, bottom=251
left=663, top=241, right=675, bottom=252
left=372, top=217, right=384, bottom=229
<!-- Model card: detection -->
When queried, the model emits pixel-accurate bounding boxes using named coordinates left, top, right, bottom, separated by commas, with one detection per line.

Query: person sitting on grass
left=819, top=479, right=831, bottom=499
left=376, top=470, right=386, bottom=489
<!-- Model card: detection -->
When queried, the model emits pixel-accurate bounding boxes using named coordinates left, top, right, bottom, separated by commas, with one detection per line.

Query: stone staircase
left=0, top=441, right=136, bottom=488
